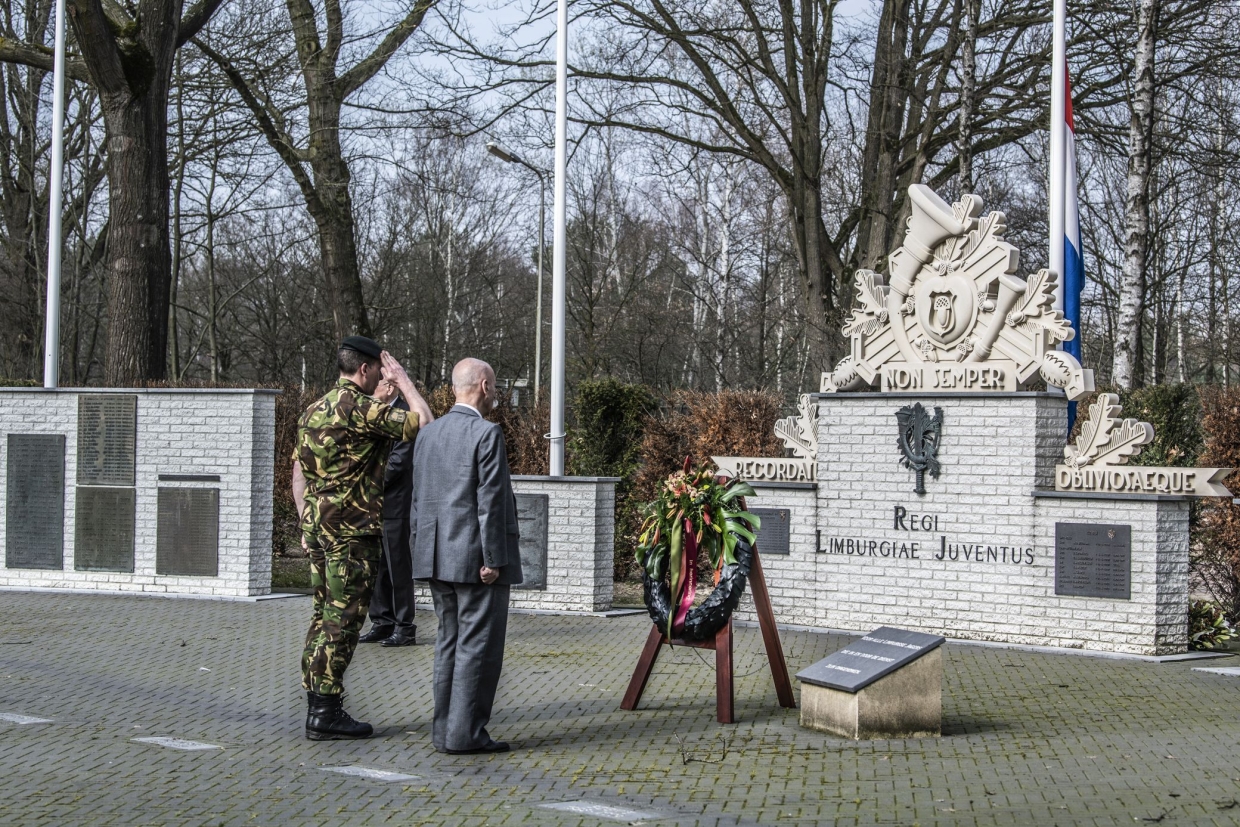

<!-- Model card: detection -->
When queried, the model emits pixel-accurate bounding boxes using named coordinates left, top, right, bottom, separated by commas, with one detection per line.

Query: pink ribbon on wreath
left=671, top=518, right=698, bottom=637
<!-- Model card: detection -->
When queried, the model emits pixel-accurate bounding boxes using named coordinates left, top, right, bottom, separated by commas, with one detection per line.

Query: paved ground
left=2, top=592, right=1240, bottom=826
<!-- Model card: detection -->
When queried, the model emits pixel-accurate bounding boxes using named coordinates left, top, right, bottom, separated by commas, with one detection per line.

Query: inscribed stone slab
left=76, top=395, right=136, bottom=486
left=5, top=434, right=65, bottom=570
left=750, top=508, right=791, bottom=555
left=74, top=486, right=135, bottom=572
left=797, top=626, right=945, bottom=693
left=156, top=487, right=219, bottom=576
left=514, top=493, right=548, bottom=590
left=1054, top=522, right=1131, bottom=600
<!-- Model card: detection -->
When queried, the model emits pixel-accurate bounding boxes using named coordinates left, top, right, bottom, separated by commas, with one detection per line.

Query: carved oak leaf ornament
left=842, top=271, right=889, bottom=338
left=1008, top=269, right=1074, bottom=343
left=1063, top=392, right=1154, bottom=468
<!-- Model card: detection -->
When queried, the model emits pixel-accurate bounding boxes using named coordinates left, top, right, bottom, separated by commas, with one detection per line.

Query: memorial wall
left=725, top=184, right=1214, bottom=656
left=0, top=388, right=277, bottom=598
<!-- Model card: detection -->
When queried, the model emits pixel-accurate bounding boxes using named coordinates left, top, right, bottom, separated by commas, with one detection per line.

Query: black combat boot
left=305, top=692, right=373, bottom=741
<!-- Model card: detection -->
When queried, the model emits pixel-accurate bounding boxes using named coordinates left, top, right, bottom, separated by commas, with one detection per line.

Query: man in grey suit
left=411, top=357, right=522, bottom=755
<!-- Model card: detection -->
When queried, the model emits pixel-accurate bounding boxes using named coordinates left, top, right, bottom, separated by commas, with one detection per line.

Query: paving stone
left=1, top=592, right=1240, bottom=825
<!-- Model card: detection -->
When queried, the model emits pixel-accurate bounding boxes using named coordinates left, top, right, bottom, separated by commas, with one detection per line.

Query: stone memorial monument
left=797, top=627, right=944, bottom=739
left=724, top=184, right=1231, bottom=656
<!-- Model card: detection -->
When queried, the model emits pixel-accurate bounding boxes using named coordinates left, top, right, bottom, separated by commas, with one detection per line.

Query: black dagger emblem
left=895, top=403, right=943, bottom=495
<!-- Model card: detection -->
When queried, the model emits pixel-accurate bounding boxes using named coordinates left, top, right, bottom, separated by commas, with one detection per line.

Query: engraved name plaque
left=77, top=395, right=137, bottom=486
left=514, top=493, right=548, bottom=591
left=1054, top=522, right=1131, bottom=600
left=797, top=626, right=945, bottom=693
left=5, top=434, right=66, bottom=569
left=750, top=508, right=791, bottom=555
left=75, top=486, right=136, bottom=572
left=157, top=488, right=220, bottom=576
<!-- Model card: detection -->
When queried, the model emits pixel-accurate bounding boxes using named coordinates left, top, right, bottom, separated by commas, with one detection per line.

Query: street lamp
left=486, top=141, right=548, bottom=410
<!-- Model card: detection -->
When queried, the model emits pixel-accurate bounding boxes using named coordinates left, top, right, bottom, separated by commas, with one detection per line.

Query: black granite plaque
left=5, top=434, right=66, bottom=570
left=750, top=508, right=791, bottom=555
left=157, top=488, right=219, bottom=576
left=1055, top=522, right=1131, bottom=599
left=74, top=486, right=135, bottom=571
left=514, top=493, right=548, bottom=591
left=796, top=626, right=945, bottom=693
left=77, top=395, right=137, bottom=486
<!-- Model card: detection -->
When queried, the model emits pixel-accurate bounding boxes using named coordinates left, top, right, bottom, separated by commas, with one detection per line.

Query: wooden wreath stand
left=620, top=547, right=796, bottom=724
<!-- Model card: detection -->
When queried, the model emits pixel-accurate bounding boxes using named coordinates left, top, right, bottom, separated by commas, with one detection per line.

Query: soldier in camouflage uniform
left=292, top=335, right=433, bottom=740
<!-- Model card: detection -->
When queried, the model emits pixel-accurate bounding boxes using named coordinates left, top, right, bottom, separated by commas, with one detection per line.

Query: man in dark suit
left=411, top=357, right=522, bottom=755
left=359, top=380, right=418, bottom=647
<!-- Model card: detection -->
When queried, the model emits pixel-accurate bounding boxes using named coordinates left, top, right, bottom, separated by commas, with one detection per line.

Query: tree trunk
left=100, top=92, right=172, bottom=384
left=1112, top=0, right=1159, bottom=389
left=957, top=0, right=978, bottom=194
left=305, top=91, right=370, bottom=341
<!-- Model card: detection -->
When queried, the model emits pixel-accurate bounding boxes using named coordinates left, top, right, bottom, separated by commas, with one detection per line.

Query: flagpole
left=549, top=0, right=568, bottom=476
left=42, top=0, right=67, bottom=389
left=1048, top=0, right=1067, bottom=315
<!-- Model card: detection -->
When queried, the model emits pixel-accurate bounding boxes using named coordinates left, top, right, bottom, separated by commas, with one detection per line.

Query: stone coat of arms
left=822, top=185, right=1094, bottom=401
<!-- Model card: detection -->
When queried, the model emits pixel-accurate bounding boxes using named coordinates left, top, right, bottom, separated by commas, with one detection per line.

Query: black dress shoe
left=445, top=740, right=510, bottom=755
left=380, top=626, right=417, bottom=647
left=358, top=624, right=394, bottom=643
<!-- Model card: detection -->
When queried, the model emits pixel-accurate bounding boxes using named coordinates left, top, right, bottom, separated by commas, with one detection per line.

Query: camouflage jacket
left=295, top=378, right=419, bottom=538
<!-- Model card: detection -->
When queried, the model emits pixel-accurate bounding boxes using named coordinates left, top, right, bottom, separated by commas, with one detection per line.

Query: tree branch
left=339, top=0, right=436, bottom=99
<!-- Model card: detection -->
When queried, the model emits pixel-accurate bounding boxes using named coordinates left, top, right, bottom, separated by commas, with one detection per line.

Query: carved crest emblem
left=896, top=403, right=943, bottom=495
left=822, top=184, right=1095, bottom=400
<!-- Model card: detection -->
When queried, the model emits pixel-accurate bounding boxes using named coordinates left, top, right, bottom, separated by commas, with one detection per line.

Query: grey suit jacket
left=410, top=405, right=523, bottom=586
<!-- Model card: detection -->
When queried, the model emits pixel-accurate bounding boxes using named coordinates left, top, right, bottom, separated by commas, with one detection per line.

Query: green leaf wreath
left=635, top=458, right=761, bottom=640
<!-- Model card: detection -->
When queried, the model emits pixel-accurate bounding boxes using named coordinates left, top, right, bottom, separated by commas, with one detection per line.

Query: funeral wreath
left=635, top=458, right=761, bottom=642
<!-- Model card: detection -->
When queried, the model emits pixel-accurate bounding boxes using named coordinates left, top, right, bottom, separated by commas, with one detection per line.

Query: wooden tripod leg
left=750, top=549, right=797, bottom=709
left=620, top=625, right=665, bottom=711
left=715, top=620, right=734, bottom=724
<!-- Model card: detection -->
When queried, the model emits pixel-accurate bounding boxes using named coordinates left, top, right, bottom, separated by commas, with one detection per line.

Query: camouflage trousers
left=301, top=534, right=382, bottom=695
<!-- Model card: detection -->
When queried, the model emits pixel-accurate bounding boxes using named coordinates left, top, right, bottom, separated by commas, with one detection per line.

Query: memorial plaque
left=77, top=395, right=137, bottom=486
left=750, top=508, right=791, bottom=555
left=796, top=626, right=945, bottom=693
left=5, top=434, right=65, bottom=570
left=74, top=486, right=135, bottom=572
left=157, top=487, right=219, bottom=576
left=514, top=493, right=548, bottom=591
left=1055, top=522, right=1131, bottom=599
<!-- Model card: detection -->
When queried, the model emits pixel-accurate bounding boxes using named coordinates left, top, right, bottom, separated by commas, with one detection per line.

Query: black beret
left=340, top=335, right=383, bottom=359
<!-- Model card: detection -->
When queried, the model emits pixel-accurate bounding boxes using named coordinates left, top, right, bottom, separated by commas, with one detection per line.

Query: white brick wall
left=0, top=389, right=276, bottom=597
left=733, top=393, right=1190, bottom=656
left=414, top=476, right=616, bottom=613
left=733, top=484, right=819, bottom=627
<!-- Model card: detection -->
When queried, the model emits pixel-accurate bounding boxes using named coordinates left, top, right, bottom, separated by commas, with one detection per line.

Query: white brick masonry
left=734, top=393, right=1190, bottom=656
left=0, top=388, right=276, bottom=597
left=414, top=476, right=616, bottom=613
left=733, top=483, right=819, bottom=627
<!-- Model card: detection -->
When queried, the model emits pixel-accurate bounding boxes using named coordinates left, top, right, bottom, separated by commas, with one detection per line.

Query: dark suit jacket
left=410, top=405, right=523, bottom=586
left=382, top=395, right=414, bottom=519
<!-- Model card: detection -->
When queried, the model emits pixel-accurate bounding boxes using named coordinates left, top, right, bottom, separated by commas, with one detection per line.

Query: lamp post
left=486, top=142, right=548, bottom=409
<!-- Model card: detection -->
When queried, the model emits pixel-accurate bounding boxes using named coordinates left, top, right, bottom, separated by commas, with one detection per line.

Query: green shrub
left=1120, top=383, right=1202, bottom=467
left=567, top=379, right=656, bottom=578
left=1189, top=599, right=1235, bottom=650
left=568, top=379, right=655, bottom=479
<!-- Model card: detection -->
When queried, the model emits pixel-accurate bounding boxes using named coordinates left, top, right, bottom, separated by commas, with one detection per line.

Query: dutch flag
left=1062, top=68, right=1084, bottom=362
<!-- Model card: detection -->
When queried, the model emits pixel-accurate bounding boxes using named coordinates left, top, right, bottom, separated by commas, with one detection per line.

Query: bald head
left=452, top=358, right=497, bottom=414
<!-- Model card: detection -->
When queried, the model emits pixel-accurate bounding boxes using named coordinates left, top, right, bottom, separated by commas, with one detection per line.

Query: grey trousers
left=427, top=579, right=510, bottom=752
left=371, top=515, right=416, bottom=630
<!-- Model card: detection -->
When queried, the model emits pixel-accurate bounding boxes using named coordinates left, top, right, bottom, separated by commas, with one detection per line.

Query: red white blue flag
left=1062, top=67, right=1084, bottom=361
